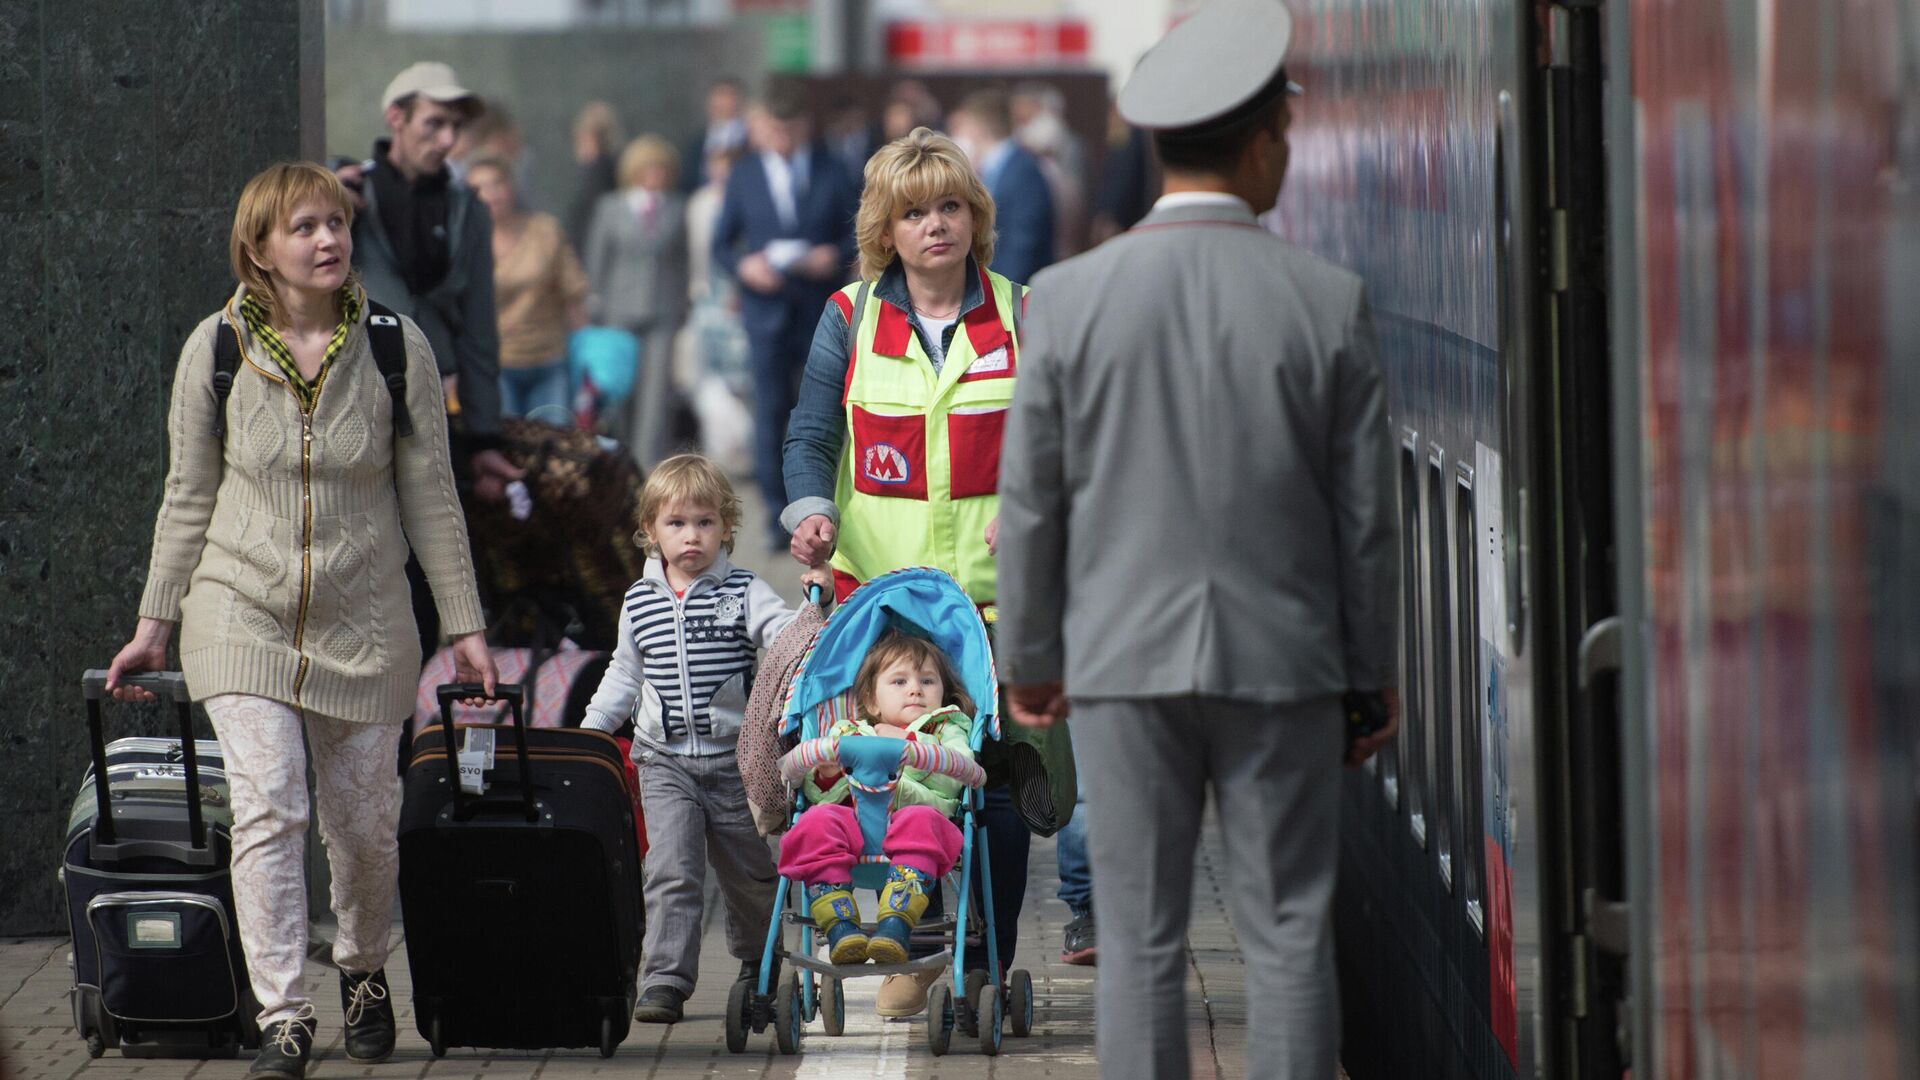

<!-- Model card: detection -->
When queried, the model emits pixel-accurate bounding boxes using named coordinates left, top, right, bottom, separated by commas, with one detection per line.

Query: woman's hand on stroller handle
left=799, top=564, right=834, bottom=606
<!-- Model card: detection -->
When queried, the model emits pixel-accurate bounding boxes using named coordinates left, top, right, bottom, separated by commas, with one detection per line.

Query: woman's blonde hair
left=229, top=162, right=357, bottom=322
left=854, top=127, right=996, bottom=281
left=852, top=630, right=974, bottom=722
left=633, top=454, right=741, bottom=555
left=617, top=135, right=681, bottom=190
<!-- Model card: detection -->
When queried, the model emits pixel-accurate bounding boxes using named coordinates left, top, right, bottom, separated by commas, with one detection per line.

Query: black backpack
left=210, top=300, right=413, bottom=440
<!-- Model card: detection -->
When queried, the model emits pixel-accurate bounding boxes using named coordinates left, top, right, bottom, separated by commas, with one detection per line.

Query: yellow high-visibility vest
left=830, top=267, right=1025, bottom=604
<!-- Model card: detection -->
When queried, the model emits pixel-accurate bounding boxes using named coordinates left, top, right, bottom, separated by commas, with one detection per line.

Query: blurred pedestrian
left=996, top=5, right=1399, bottom=1078
left=586, top=135, right=691, bottom=467
left=683, top=77, right=748, bottom=191
left=1011, top=85, right=1089, bottom=260
left=881, top=79, right=943, bottom=142
left=450, top=100, right=524, bottom=189
left=825, top=95, right=879, bottom=178
left=106, top=161, right=495, bottom=1080
left=1012, top=81, right=1087, bottom=201
left=346, top=61, right=524, bottom=655
left=783, top=126, right=1035, bottom=1019
left=567, top=101, right=624, bottom=252
left=466, top=154, right=588, bottom=422
left=949, top=89, right=1054, bottom=285
left=712, top=87, right=858, bottom=548
left=681, top=146, right=755, bottom=473
left=1091, top=102, right=1159, bottom=245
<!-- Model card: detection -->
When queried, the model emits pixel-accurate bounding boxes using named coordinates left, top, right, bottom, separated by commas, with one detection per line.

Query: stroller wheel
left=926, top=981, right=954, bottom=1056
left=973, top=982, right=1004, bottom=1056
left=773, top=972, right=804, bottom=1055
left=724, top=977, right=751, bottom=1054
left=964, top=968, right=991, bottom=1010
left=820, top=976, right=846, bottom=1036
left=1008, top=969, right=1035, bottom=1037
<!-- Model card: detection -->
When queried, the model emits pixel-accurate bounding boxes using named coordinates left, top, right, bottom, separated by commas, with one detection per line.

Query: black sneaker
left=634, top=985, right=687, bottom=1023
left=1061, top=912, right=1097, bottom=966
left=247, top=1011, right=315, bottom=1080
left=340, top=969, right=396, bottom=1063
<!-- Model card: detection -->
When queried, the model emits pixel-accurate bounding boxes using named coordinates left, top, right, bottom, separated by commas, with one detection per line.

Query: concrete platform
left=0, top=821, right=1277, bottom=1080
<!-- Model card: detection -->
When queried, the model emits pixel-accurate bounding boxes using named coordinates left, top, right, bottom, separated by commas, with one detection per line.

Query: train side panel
left=1275, top=1, right=1538, bottom=1076
left=1614, top=0, right=1920, bottom=1076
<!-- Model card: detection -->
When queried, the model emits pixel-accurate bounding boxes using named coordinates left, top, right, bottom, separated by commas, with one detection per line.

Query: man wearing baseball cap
left=996, top=2, right=1398, bottom=1077
left=346, top=62, right=523, bottom=657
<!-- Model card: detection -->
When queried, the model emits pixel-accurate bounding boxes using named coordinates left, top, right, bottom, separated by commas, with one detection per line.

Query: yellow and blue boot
left=807, top=883, right=870, bottom=965
left=866, top=865, right=934, bottom=964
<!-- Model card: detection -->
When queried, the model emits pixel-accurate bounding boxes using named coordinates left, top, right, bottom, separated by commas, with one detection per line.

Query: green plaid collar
left=236, top=287, right=363, bottom=410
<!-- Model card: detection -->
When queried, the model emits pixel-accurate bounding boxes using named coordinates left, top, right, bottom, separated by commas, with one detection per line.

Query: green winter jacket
left=801, top=705, right=976, bottom=817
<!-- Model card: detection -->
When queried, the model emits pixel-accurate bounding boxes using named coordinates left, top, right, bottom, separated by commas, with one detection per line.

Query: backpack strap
left=364, top=300, right=413, bottom=438
left=211, top=318, right=241, bottom=441
left=210, top=303, right=414, bottom=441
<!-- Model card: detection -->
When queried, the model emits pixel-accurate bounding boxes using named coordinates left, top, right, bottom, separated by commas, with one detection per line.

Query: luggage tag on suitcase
left=458, top=729, right=497, bottom=795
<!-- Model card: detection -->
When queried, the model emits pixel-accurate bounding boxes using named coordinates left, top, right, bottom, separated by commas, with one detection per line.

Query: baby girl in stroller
left=776, top=630, right=975, bottom=964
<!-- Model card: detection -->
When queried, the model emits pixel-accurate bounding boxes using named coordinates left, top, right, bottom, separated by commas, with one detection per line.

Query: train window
left=1455, top=470, right=1486, bottom=935
left=1398, top=439, right=1425, bottom=844
left=1426, top=452, right=1456, bottom=890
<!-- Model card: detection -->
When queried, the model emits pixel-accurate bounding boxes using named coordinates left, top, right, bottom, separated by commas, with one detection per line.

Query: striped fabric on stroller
left=726, top=568, right=1035, bottom=1058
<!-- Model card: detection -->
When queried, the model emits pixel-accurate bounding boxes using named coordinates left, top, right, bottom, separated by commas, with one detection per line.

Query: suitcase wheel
left=428, top=1016, right=446, bottom=1059
left=85, top=1033, right=106, bottom=1059
left=599, top=1016, right=616, bottom=1059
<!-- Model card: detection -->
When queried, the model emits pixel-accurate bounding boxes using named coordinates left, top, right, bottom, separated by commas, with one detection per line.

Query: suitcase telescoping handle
left=79, top=670, right=206, bottom=851
left=435, top=683, right=536, bottom=822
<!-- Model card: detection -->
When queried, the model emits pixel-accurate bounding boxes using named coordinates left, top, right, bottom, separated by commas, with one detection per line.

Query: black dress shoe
left=247, top=1012, right=315, bottom=1080
left=634, top=985, right=687, bottom=1023
left=340, top=969, right=396, bottom=1063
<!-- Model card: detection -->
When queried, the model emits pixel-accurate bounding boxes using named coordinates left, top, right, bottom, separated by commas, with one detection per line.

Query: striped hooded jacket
left=582, top=551, right=799, bottom=756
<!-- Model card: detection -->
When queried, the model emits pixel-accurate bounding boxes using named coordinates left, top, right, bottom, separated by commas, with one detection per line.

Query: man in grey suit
left=995, top=3, right=1400, bottom=1077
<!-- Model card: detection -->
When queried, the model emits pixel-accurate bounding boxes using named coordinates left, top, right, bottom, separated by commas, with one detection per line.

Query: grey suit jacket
left=584, top=190, right=690, bottom=331
left=996, top=197, right=1398, bottom=703
left=353, top=174, right=502, bottom=439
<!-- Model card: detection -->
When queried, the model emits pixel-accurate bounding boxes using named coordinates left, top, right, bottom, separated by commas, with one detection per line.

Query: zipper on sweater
left=669, top=583, right=698, bottom=753
left=290, top=406, right=316, bottom=703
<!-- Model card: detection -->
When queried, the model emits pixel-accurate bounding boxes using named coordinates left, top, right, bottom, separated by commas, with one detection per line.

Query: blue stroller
left=726, top=568, right=1035, bottom=1057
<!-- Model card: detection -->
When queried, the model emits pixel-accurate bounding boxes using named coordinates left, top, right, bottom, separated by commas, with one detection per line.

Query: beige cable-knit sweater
left=138, top=285, right=486, bottom=724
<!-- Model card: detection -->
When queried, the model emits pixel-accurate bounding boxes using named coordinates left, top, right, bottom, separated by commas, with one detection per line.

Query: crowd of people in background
left=376, top=70, right=1157, bottom=543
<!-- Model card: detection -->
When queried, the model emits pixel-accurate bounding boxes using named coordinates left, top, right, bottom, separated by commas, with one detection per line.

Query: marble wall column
left=0, top=0, right=321, bottom=934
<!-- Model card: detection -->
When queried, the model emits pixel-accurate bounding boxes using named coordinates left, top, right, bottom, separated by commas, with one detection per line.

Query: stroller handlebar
left=779, top=735, right=986, bottom=790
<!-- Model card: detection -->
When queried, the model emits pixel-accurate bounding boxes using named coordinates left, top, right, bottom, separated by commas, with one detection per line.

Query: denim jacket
left=778, top=257, right=996, bottom=533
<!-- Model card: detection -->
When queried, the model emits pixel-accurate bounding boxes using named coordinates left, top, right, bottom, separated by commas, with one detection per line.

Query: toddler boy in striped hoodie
left=582, top=454, right=822, bottom=1023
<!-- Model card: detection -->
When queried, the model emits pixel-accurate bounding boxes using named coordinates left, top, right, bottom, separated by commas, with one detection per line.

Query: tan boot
left=874, top=967, right=945, bottom=1018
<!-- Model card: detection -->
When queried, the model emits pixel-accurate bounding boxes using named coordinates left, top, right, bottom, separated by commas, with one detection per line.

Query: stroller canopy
left=781, top=568, right=999, bottom=747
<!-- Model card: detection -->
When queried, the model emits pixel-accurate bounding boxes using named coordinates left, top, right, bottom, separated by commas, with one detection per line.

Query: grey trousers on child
left=636, top=748, right=779, bottom=995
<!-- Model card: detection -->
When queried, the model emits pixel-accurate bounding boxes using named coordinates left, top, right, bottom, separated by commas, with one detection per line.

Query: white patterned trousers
left=204, top=694, right=403, bottom=1026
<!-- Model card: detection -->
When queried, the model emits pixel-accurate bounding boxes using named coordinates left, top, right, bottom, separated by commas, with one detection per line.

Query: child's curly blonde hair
left=633, top=454, right=741, bottom=555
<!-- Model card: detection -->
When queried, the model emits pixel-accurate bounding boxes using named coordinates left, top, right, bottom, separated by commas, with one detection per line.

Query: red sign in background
left=887, top=19, right=1090, bottom=68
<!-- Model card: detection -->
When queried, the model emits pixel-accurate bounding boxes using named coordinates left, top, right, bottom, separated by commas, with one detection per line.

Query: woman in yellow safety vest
left=781, top=126, right=1028, bottom=1020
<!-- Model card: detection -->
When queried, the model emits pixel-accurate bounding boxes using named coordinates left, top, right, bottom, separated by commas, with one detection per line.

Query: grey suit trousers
left=1076, top=695, right=1342, bottom=1080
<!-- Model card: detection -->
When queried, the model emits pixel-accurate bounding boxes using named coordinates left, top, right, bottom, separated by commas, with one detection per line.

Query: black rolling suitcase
left=62, top=670, right=260, bottom=1059
left=398, top=683, right=642, bottom=1057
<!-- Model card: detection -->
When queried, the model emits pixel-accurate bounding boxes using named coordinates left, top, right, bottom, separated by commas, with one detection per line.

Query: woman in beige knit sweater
left=104, top=162, right=496, bottom=1080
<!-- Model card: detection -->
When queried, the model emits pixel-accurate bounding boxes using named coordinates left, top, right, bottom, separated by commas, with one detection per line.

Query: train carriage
left=1274, top=1, right=1920, bottom=1078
